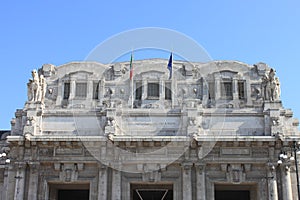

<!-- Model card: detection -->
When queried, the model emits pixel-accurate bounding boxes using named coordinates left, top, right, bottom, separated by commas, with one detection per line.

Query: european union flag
left=167, top=53, right=172, bottom=79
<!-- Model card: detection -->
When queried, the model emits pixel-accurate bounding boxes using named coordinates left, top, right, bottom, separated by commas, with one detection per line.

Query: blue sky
left=0, top=1, right=300, bottom=129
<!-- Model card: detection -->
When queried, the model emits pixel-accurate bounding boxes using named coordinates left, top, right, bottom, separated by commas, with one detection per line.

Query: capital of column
left=266, top=162, right=277, bottom=179
left=181, top=162, right=193, bottom=170
left=28, top=162, right=40, bottom=172
left=266, top=162, right=276, bottom=172
left=282, top=164, right=291, bottom=175
left=98, top=163, right=108, bottom=175
left=195, top=163, right=206, bottom=174
left=181, top=162, right=193, bottom=175
left=14, top=162, right=27, bottom=170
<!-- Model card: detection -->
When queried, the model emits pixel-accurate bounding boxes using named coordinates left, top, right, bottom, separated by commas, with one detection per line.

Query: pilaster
left=3, top=165, right=15, bottom=200
left=13, top=162, right=26, bottom=200
left=267, top=163, right=278, bottom=200
left=142, top=80, right=147, bottom=100
left=27, top=162, right=40, bottom=200
left=98, top=165, right=108, bottom=200
left=281, top=165, right=293, bottom=200
left=195, top=164, right=206, bottom=200
left=87, top=80, right=93, bottom=101
left=69, top=79, right=76, bottom=100
left=232, top=77, right=238, bottom=100
left=214, top=77, right=221, bottom=100
left=182, top=163, right=192, bottom=200
left=112, top=168, right=121, bottom=200
left=245, top=77, right=252, bottom=106
left=160, top=79, right=164, bottom=101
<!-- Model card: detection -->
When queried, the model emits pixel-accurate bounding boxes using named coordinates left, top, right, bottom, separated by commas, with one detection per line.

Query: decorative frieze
left=54, top=163, right=84, bottom=182
left=54, top=147, right=83, bottom=156
left=220, top=148, right=250, bottom=156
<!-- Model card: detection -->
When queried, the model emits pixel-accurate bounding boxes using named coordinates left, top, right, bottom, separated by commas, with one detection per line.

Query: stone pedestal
left=264, top=101, right=282, bottom=110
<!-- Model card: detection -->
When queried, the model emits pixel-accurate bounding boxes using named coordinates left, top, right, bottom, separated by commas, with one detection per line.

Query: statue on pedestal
left=263, top=68, right=280, bottom=101
left=39, top=75, right=47, bottom=103
left=274, top=77, right=281, bottom=100
left=27, top=70, right=41, bottom=102
left=27, top=69, right=47, bottom=103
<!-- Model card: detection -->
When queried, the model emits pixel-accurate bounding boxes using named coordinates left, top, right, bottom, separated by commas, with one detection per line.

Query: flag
left=130, top=53, right=133, bottom=80
left=167, top=53, right=173, bottom=79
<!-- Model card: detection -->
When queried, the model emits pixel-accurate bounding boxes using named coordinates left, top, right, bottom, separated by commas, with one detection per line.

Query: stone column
left=142, top=80, right=147, bottom=100
left=267, top=164, right=278, bottom=200
left=14, top=162, right=26, bottom=200
left=214, top=77, right=221, bottom=101
left=1, top=166, right=9, bottom=200
left=87, top=80, right=93, bottom=100
left=131, top=80, right=136, bottom=107
left=56, top=79, right=63, bottom=106
left=27, top=163, right=40, bottom=200
left=245, top=77, right=252, bottom=106
left=182, top=163, right=192, bottom=200
left=98, top=166, right=108, bottom=200
left=112, top=169, right=121, bottom=200
left=100, top=81, right=105, bottom=100
left=196, top=164, right=206, bottom=200
left=172, top=79, right=177, bottom=107
left=160, top=80, right=164, bottom=101
left=69, top=79, right=76, bottom=100
left=3, top=165, right=16, bottom=200
left=202, top=82, right=209, bottom=106
left=281, top=165, right=293, bottom=200
left=232, top=77, right=238, bottom=100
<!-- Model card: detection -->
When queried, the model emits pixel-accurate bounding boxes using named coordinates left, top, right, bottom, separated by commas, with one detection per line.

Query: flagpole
left=130, top=52, right=134, bottom=109
left=131, top=71, right=134, bottom=109
left=171, top=53, right=174, bottom=109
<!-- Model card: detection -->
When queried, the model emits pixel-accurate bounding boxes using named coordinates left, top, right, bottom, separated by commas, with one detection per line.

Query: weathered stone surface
left=0, top=59, right=299, bottom=200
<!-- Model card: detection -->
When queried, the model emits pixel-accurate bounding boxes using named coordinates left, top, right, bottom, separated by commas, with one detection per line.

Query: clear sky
left=0, top=1, right=300, bottom=129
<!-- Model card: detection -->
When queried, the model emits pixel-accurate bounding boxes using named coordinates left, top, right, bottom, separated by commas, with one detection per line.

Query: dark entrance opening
left=58, top=190, right=89, bottom=200
left=215, top=190, right=250, bottom=200
left=131, top=183, right=173, bottom=200
left=49, top=183, right=90, bottom=200
left=214, top=184, right=256, bottom=200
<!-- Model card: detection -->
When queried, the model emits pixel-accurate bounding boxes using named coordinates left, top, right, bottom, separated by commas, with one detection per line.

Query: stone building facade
left=0, top=59, right=299, bottom=200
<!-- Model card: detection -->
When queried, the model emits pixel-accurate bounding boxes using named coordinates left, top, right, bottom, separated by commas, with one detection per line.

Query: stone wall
left=1, top=60, right=299, bottom=200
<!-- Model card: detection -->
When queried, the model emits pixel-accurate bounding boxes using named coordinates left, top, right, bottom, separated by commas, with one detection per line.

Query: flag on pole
left=130, top=53, right=133, bottom=80
left=167, top=53, right=173, bottom=79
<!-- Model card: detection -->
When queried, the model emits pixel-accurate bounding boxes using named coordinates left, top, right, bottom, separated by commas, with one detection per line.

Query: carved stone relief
left=54, top=163, right=84, bottom=182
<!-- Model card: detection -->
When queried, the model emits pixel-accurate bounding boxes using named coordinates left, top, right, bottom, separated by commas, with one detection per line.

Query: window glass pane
left=208, top=82, right=215, bottom=100
left=93, top=82, right=99, bottom=99
left=75, top=83, right=87, bottom=98
left=221, top=82, right=233, bottom=99
left=135, top=82, right=142, bottom=100
left=63, top=83, right=70, bottom=100
left=148, top=83, right=159, bottom=99
left=238, top=81, right=245, bottom=99
left=165, top=82, right=172, bottom=100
